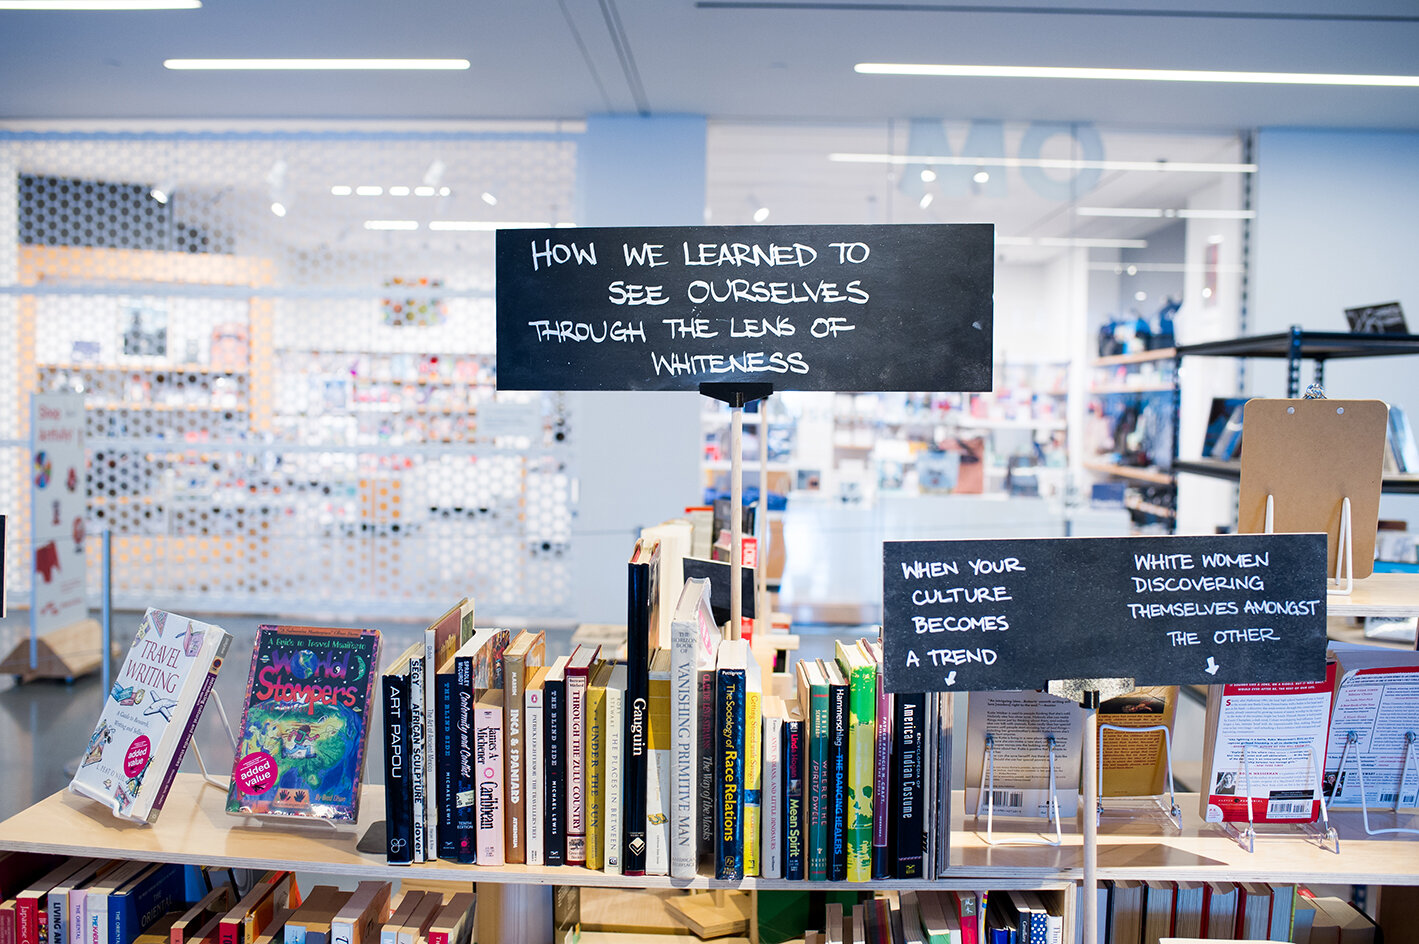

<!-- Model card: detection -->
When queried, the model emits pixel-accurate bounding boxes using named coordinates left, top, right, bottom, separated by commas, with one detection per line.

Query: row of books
left=795, top=881, right=1372, bottom=944
left=0, top=854, right=474, bottom=944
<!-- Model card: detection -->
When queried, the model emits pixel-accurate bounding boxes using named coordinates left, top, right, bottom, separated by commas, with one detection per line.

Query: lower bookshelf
left=1, top=773, right=1417, bottom=890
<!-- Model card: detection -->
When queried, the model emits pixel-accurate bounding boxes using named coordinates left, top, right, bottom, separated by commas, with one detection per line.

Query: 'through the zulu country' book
left=70, top=608, right=232, bottom=824
left=226, top=625, right=382, bottom=822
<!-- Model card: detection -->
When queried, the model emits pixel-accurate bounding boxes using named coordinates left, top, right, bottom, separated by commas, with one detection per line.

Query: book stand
left=1331, top=729, right=1419, bottom=839
left=1095, top=722, right=1182, bottom=829
left=700, top=382, right=773, bottom=640
left=972, top=732, right=1063, bottom=846
left=1263, top=493, right=1356, bottom=595
left=190, top=689, right=241, bottom=792
left=1221, top=742, right=1339, bottom=854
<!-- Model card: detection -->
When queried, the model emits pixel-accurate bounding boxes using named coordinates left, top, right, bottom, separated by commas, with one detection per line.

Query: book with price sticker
left=1200, top=664, right=1337, bottom=824
left=70, top=608, right=232, bottom=825
left=964, top=689, right=1084, bottom=820
left=226, top=625, right=382, bottom=822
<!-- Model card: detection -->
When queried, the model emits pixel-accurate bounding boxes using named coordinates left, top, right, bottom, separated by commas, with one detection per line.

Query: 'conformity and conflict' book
left=226, top=624, right=382, bottom=821
left=70, top=608, right=232, bottom=824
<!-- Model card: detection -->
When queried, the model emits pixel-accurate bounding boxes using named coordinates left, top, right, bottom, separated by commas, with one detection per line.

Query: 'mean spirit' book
left=70, top=608, right=232, bottom=824
left=226, top=625, right=382, bottom=821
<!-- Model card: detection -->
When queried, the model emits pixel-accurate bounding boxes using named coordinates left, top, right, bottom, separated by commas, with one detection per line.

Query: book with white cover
left=603, top=663, right=627, bottom=875
left=70, top=608, right=232, bottom=824
left=964, top=689, right=1083, bottom=819
left=669, top=576, right=721, bottom=879
left=760, top=695, right=785, bottom=879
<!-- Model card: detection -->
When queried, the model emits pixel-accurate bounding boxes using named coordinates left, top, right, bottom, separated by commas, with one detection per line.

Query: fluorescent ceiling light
left=481, top=191, right=498, bottom=206
left=330, top=185, right=353, bottom=196
left=414, top=186, right=436, bottom=197
left=164, top=58, right=470, bottom=71
left=1077, top=207, right=1164, bottom=218
left=0, top=0, right=198, bottom=8
left=388, top=186, right=410, bottom=197
left=855, top=62, right=1419, bottom=88
left=1077, top=206, right=1257, bottom=219
left=972, top=170, right=990, bottom=184
left=997, top=236, right=1148, bottom=249
left=355, top=185, right=383, bottom=196
left=269, top=202, right=286, bottom=217
left=364, top=219, right=419, bottom=231
left=428, top=220, right=550, bottom=231
left=830, top=152, right=1256, bottom=174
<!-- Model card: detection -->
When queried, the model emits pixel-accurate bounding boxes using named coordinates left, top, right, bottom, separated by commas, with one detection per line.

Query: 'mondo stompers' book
left=226, top=624, right=382, bottom=821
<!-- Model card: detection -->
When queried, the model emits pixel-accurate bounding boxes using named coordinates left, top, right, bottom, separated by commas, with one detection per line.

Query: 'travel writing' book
left=226, top=625, right=382, bottom=822
left=70, top=608, right=232, bottom=824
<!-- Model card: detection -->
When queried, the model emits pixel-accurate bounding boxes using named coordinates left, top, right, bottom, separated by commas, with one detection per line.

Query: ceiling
left=2, top=0, right=1418, bottom=130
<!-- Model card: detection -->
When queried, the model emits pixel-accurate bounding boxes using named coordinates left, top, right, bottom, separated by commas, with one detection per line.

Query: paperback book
left=71, top=608, right=232, bottom=824
left=226, top=625, right=382, bottom=821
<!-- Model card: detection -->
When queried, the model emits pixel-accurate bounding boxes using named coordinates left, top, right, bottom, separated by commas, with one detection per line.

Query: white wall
left=1253, top=129, right=1419, bottom=525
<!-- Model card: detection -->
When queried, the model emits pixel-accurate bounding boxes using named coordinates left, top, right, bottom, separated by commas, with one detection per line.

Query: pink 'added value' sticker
left=234, top=750, right=278, bottom=795
left=123, top=735, right=150, bottom=777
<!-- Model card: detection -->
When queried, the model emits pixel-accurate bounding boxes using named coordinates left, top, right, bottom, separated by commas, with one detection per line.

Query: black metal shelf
left=1173, top=458, right=1419, bottom=495
left=1177, top=326, right=1419, bottom=397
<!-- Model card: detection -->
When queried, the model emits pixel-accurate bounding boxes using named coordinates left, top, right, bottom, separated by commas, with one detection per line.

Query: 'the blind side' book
left=623, top=536, right=661, bottom=876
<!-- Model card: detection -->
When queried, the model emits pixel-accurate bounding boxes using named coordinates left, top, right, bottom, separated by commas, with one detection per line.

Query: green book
left=834, top=639, right=876, bottom=882
left=794, top=657, right=829, bottom=881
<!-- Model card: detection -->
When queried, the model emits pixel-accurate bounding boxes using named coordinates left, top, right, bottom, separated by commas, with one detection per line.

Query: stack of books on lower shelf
left=0, top=857, right=474, bottom=944
left=378, top=572, right=953, bottom=881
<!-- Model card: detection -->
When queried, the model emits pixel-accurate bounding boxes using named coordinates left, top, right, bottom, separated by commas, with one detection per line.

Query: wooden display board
left=1237, top=398, right=1388, bottom=579
left=882, top=533, right=1329, bottom=694
left=494, top=224, right=994, bottom=392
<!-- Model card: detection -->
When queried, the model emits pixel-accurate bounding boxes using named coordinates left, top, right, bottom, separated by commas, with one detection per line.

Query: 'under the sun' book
left=226, top=624, right=382, bottom=822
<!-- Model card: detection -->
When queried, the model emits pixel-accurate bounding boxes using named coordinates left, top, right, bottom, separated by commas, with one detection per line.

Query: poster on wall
left=31, top=392, right=87, bottom=635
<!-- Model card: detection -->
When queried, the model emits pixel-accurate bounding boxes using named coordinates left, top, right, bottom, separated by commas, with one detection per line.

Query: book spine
left=382, top=673, right=413, bottom=864
left=422, top=631, right=439, bottom=849
left=827, top=681, right=848, bottom=882
left=525, top=687, right=546, bottom=867
left=715, top=667, right=746, bottom=880
left=872, top=671, right=892, bottom=881
left=807, top=688, right=829, bottom=881
left=545, top=675, right=566, bottom=867
left=761, top=711, right=784, bottom=879
left=0, top=905, right=15, bottom=944
left=623, top=666, right=649, bottom=873
left=474, top=702, right=505, bottom=866
left=407, top=653, right=427, bottom=863
left=151, top=633, right=232, bottom=821
left=696, top=667, right=717, bottom=870
left=565, top=671, right=589, bottom=866
left=52, top=884, right=71, bottom=944
left=17, top=896, right=39, bottom=944
left=585, top=684, right=606, bottom=871
left=435, top=671, right=460, bottom=861
left=217, top=918, right=239, bottom=944
left=893, top=693, right=925, bottom=879
left=603, top=683, right=624, bottom=875
left=670, top=630, right=696, bottom=879
left=743, top=685, right=762, bottom=877
left=645, top=674, right=672, bottom=876
left=784, top=718, right=805, bottom=881
left=504, top=654, right=527, bottom=865
left=454, top=657, right=476, bottom=864
left=846, top=665, right=875, bottom=882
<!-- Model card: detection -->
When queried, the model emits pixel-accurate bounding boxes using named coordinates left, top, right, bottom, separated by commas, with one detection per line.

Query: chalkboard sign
left=495, top=224, right=993, bottom=392
left=882, top=533, right=1328, bottom=694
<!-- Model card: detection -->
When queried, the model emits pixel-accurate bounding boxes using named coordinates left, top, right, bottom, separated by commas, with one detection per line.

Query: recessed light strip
left=164, top=58, right=470, bottom=70
left=0, top=0, right=198, bottom=8
left=829, top=152, right=1256, bottom=174
left=429, top=221, right=551, bottom=231
left=855, top=62, right=1419, bottom=88
left=364, top=220, right=419, bottom=231
left=1077, top=206, right=1257, bottom=219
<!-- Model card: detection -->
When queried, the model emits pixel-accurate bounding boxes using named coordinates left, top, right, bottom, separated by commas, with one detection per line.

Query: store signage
left=881, top=532, right=1328, bottom=693
left=494, top=223, right=994, bottom=392
left=30, top=392, right=87, bottom=634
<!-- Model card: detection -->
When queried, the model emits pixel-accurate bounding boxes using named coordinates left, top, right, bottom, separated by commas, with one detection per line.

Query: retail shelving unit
left=1085, top=347, right=1178, bottom=530
left=1173, top=325, right=1419, bottom=494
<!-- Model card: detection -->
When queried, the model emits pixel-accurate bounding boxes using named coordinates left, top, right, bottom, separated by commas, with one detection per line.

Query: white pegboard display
left=3, top=129, right=580, bottom=620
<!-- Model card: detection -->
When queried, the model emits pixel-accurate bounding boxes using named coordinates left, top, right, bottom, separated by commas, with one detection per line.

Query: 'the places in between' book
left=226, top=625, right=381, bottom=822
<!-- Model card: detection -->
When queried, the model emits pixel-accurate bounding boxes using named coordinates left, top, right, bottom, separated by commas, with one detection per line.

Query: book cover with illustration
left=226, top=625, right=382, bottom=822
left=70, top=608, right=232, bottom=824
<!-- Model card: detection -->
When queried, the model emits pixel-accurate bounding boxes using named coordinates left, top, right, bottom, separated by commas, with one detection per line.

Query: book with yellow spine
left=584, top=662, right=612, bottom=871
left=743, top=648, right=764, bottom=877
left=835, top=639, right=876, bottom=882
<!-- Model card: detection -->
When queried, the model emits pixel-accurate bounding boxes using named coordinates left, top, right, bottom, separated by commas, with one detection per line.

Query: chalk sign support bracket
left=1334, top=729, right=1419, bottom=838
left=700, top=383, right=774, bottom=641
left=973, top=733, right=1064, bottom=847
left=1096, top=723, right=1183, bottom=830
left=1222, top=743, right=1339, bottom=854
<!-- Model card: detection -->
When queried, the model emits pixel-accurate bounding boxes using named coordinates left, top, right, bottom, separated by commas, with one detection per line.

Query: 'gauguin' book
left=226, top=624, right=382, bottom=822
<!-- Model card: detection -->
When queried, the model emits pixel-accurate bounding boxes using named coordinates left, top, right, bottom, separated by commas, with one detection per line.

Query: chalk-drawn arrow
left=944, top=671, right=957, bottom=686
left=1205, top=656, right=1220, bottom=676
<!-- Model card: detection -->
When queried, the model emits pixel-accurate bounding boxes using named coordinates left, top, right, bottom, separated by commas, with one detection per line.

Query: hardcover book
left=623, top=536, right=661, bottom=876
left=834, top=639, right=876, bottom=882
left=543, top=655, right=570, bottom=867
left=584, top=662, right=611, bottom=871
left=669, top=576, right=720, bottom=880
left=603, top=662, right=628, bottom=876
left=795, top=656, right=830, bottom=881
left=892, top=689, right=926, bottom=879
left=473, top=690, right=506, bottom=866
left=70, top=609, right=232, bottom=824
left=422, top=599, right=471, bottom=853
left=226, top=625, right=382, bottom=822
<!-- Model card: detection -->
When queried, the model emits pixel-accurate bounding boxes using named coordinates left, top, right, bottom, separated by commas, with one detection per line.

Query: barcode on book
left=989, top=790, right=1023, bottom=809
left=1266, top=800, right=1311, bottom=818
left=1380, top=793, right=1397, bottom=803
